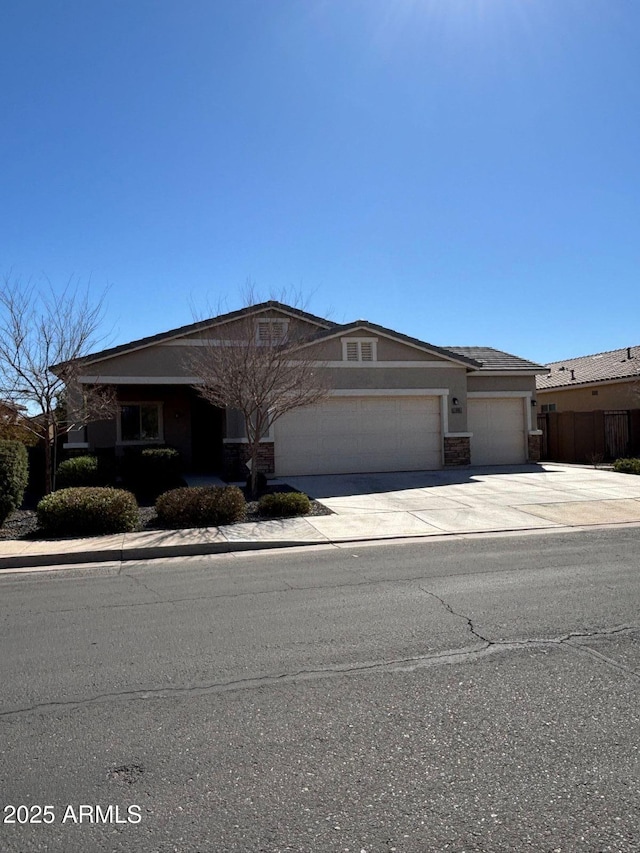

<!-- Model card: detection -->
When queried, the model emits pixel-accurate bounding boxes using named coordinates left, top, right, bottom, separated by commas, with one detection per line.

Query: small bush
left=0, top=440, right=29, bottom=525
left=258, top=491, right=311, bottom=518
left=37, top=487, right=139, bottom=537
left=613, top=457, right=640, bottom=475
left=122, top=447, right=183, bottom=499
left=56, top=455, right=101, bottom=489
left=155, top=485, right=246, bottom=528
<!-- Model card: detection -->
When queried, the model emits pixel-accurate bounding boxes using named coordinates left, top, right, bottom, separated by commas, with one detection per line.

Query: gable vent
left=257, top=319, right=287, bottom=344
left=346, top=341, right=359, bottom=361
left=342, top=337, right=378, bottom=363
left=360, top=341, right=374, bottom=361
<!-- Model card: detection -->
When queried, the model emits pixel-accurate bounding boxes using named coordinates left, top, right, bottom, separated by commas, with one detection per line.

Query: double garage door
left=275, top=395, right=442, bottom=476
left=468, top=397, right=527, bottom=465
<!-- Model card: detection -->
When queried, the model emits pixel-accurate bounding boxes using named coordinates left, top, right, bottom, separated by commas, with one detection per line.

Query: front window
left=119, top=403, right=162, bottom=442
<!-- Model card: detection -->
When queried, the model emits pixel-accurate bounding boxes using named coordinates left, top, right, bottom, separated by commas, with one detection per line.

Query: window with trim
left=119, top=403, right=163, bottom=443
left=342, top=338, right=377, bottom=362
left=540, top=403, right=556, bottom=413
left=256, top=318, right=288, bottom=344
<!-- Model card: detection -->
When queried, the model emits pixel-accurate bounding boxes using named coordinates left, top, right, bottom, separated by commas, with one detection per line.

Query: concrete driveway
left=285, top=463, right=640, bottom=539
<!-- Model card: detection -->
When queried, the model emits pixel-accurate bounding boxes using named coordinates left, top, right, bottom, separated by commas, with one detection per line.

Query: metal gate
left=604, top=411, right=630, bottom=459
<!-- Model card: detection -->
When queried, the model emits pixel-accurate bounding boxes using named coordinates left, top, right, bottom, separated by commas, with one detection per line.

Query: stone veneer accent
left=443, top=436, right=471, bottom=466
left=527, top=433, right=542, bottom=462
left=222, top=441, right=275, bottom=481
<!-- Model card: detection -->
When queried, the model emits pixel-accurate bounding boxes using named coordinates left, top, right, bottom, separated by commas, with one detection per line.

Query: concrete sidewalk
left=2, top=463, right=640, bottom=570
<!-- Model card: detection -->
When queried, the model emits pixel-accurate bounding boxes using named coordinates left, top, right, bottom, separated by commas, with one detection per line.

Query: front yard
left=0, top=487, right=332, bottom=541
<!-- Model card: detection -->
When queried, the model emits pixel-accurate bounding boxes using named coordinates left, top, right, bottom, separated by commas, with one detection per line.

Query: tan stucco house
left=536, top=345, right=640, bottom=461
left=536, top=346, right=640, bottom=413
left=56, top=301, right=548, bottom=478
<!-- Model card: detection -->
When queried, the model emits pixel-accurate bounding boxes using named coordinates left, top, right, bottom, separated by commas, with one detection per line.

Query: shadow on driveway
left=284, top=464, right=554, bottom=499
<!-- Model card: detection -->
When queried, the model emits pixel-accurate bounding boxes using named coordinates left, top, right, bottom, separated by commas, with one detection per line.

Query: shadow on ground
left=285, top=464, right=554, bottom=499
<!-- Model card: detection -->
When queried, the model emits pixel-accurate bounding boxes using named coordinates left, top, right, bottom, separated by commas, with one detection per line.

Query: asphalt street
left=1, top=526, right=639, bottom=852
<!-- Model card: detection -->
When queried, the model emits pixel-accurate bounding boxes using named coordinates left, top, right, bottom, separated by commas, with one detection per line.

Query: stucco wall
left=80, top=345, right=191, bottom=378
left=181, top=311, right=324, bottom=343
left=303, top=333, right=454, bottom=362
left=537, top=380, right=638, bottom=412
left=467, top=374, right=538, bottom=394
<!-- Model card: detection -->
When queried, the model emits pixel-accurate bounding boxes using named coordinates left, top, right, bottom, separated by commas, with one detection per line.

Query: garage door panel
left=275, top=396, right=441, bottom=476
left=469, top=398, right=526, bottom=465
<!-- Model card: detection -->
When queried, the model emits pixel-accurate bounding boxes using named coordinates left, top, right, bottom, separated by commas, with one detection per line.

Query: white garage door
left=275, top=395, right=442, bottom=476
left=468, top=397, right=526, bottom=465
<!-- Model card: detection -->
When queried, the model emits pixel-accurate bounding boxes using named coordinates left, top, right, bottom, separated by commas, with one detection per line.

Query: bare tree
left=188, top=300, right=330, bottom=497
left=0, top=274, right=116, bottom=493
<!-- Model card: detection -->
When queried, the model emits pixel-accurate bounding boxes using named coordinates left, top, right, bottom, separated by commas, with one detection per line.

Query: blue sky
left=2, top=0, right=639, bottom=364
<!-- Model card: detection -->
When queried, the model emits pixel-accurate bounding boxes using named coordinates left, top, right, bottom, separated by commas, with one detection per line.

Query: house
left=536, top=346, right=640, bottom=461
left=54, top=301, right=548, bottom=478
left=537, top=346, right=640, bottom=413
left=0, top=400, right=35, bottom=444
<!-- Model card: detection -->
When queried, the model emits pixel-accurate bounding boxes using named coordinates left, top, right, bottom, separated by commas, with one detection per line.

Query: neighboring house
left=53, top=301, right=548, bottom=478
left=536, top=346, right=640, bottom=461
left=0, top=400, right=35, bottom=444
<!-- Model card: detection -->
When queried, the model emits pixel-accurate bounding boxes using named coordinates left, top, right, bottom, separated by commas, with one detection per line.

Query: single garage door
left=468, top=397, right=526, bottom=465
left=274, top=395, right=442, bottom=476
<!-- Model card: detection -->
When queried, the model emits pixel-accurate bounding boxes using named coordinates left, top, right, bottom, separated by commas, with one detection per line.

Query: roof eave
left=49, top=301, right=335, bottom=373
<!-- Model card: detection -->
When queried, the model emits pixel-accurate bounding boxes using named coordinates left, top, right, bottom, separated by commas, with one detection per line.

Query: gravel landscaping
left=0, top=491, right=332, bottom=541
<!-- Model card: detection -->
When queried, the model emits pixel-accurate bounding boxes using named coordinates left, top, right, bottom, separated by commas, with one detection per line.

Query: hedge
left=122, top=447, right=183, bottom=498
left=37, top=487, right=139, bottom=536
left=258, top=491, right=311, bottom=518
left=56, top=455, right=102, bottom=489
left=155, top=485, right=246, bottom=528
left=0, top=440, right=29, bottom=526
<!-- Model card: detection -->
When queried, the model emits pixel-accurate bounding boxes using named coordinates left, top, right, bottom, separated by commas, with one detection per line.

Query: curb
left=3, top=519, right=640, bottom=572
left=0, top=539, right=327, bottom=570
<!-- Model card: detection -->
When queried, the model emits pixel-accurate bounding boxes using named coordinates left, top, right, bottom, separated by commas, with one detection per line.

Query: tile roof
left=537, top=345, right=640, bottom=390
left=50, top=298, right=546, bottom=376
left=51, top=301, right=336, bottom=370
left=444, top=346, right=548, bottom=372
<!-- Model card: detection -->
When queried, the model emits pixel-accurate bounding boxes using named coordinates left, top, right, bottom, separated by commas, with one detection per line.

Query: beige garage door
left=468, top=397, right=526, bottom=465
left=274, top=395, right=442, bottom=476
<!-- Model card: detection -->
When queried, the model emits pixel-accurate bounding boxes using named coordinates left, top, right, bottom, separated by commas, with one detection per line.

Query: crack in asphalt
left=417, top=586, right=640, bottom=681
left=561, top=637, right=640, bottom=679
left=120, top=571, right=165, bottom=601
left=0, top=625, right=637, bottom=721
left=417, top=585, right=492, bottom=644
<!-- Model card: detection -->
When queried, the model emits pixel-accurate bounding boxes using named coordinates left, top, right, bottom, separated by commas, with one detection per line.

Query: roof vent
left=628, top=347, right=633, bottom=359
left=558, top=366, right=566, bottom=371
left=570, top=369, right=576, bottom=380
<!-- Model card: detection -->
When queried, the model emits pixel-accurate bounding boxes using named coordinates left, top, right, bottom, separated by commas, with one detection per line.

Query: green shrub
left=56, top=455, right=101, bottom=489
left=613, top=457, right=640, bottom=475
left=122, top=447, right=183, bottom=499
left=155, top=485, right=246, bottom=528
left=258, top=491, right=311, bottom=518
left=37, top=487, right=139, bottom=537
left=0, top=440, right=29, bottom=525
